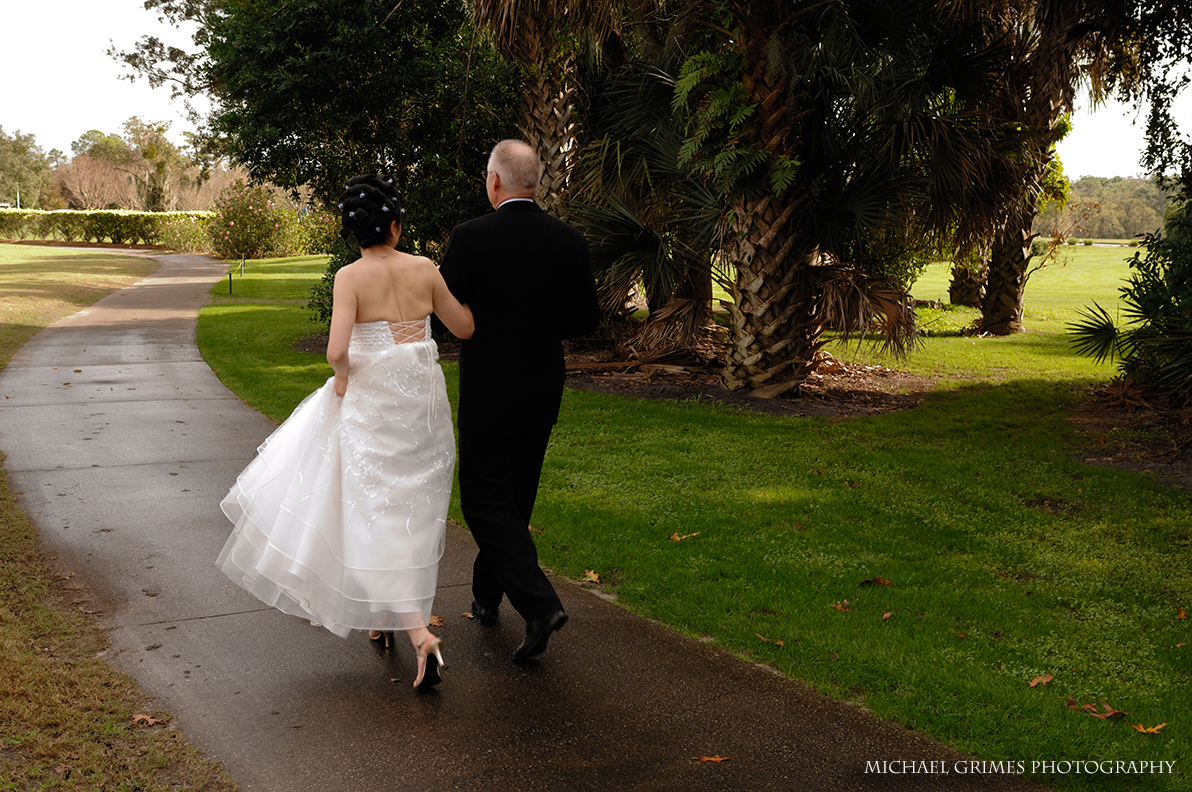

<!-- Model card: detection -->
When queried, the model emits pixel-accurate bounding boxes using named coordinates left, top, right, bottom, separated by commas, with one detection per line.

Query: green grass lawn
left=196, top=248, right=1190, bottom=791
left=826, top=245, right=1138, bottom=384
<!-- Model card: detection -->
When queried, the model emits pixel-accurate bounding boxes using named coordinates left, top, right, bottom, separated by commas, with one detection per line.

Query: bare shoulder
left=408, top=253, right=439, bottom=271
left=394, top=253, right=441, bottom=278
left=333, top=259, right=362, bottom=285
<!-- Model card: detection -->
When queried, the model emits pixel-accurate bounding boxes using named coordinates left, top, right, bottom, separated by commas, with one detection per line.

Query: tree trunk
left=721, top=190, right=822, bottom=399
left=518, top=67, right=578, bottom=218
left=716, top=43, right=820, bottom=399
left=981, top=0, right=1082, bottom=335
left=948, top=261, right=986, bottom=308
left=673, top=260, right=712, bottom=323
left=982, top=207, right=1035, bottom=334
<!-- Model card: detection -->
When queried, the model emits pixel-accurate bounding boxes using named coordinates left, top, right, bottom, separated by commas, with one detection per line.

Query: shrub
left=158, top=213, right=215, bottom=253
left=1069, top=203, right=1192, bottom=400
left=0, top=209, right=31, bottom=238
left=82, top=211, right=162, bottom=244
left=296, top=205, right=340, bottom=255
left=0, top=210, right=164, bottom=243
left=1083, top=239, right=1094, bottom=245
left=209, top=180, right=297, bottom=260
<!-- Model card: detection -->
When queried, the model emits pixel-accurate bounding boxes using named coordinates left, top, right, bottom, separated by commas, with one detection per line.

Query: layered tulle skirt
left=217, top=323, right=453, bottom=637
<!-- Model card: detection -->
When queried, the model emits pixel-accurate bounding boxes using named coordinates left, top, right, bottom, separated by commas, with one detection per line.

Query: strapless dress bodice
left=349, top=317, right=431, bottom=353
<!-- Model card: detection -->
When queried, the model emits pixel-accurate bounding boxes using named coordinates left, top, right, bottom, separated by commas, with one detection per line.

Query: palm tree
left=567, top=63, right=721, bottom=358
left=967, top=0, right=1140, bottom=334
left=469, top=0, right=611, bottom=215
left=677, top=0, right=1019, bottom=397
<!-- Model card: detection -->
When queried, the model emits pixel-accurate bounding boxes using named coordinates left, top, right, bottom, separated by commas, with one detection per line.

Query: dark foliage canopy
left=115, top=0, right=521, bottom=252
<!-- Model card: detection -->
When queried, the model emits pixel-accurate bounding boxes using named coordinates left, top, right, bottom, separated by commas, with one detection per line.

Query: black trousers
left=458, top=426, right=561, bottom=621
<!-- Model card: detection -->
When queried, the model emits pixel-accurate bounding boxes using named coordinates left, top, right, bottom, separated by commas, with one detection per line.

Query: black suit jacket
left=439, top=201, right=600, bottom=432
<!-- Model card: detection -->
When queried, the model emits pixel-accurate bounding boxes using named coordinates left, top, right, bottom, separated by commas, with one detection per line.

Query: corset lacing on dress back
left=389, top=318, right=431, bottom=345
left=348, top=316, right=438, bottom=429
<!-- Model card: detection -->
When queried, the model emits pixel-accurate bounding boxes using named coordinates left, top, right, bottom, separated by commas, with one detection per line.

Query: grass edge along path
left=0, top=244, right=238, bottom=791
left=197, top=252, right=1190, bottom=791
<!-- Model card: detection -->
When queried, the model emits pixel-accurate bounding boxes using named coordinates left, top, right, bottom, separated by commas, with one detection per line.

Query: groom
left=439, top=139, right=600, bottom=661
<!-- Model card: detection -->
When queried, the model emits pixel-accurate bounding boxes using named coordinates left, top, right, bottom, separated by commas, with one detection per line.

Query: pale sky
left=1, top=0, right=1188, bottom=179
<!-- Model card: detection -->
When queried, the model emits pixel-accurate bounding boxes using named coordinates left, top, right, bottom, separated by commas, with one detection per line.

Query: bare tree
left=55, top=155, right=136, bottom=209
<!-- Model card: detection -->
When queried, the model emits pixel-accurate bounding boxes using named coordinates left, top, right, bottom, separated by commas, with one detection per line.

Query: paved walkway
left=0, top=254, right=1048, bottom=791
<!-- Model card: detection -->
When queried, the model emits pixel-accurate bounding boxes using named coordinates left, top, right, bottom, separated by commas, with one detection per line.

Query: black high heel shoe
left=413, top=635, right=445, bottom=689
left=368, top=629, right=393, bottom=648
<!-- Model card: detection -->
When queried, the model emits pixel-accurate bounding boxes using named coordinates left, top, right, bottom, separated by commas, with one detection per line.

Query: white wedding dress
left=217, top=317, right=453, bottom=637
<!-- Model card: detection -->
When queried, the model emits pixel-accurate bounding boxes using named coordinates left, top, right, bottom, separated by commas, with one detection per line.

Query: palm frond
left=814, top=261, right=919, bottom=358
left=1067, top=302, right=1123, bottom=364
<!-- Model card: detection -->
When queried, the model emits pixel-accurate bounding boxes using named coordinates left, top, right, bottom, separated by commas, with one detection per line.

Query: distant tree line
left=1034, top=176, right=1178, bottom=240
left=0, top=126, right=60, bottom=209
left=0, top=119, right=248, bottom=214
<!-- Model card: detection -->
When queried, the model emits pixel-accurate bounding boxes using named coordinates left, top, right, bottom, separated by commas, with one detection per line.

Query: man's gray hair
left=488, top=139, right=542, bottom=193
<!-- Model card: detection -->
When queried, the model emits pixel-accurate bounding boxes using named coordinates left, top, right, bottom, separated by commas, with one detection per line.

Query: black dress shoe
left=470, top=600, right=499, bottom=626
left=513, top=609, right=568, bottom=661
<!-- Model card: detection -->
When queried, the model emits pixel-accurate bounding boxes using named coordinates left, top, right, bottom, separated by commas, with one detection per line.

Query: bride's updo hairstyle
left=337, top=174, right=405, bottom=248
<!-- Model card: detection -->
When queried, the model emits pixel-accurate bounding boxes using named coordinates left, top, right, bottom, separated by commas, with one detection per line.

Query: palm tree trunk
left=519, top=67, right=578, bottom=217
left=981, top=0, right=1082, bottom=335
left=721, top=190, right=821, bottom=399
left=982, top=204, right=1035, bottom=334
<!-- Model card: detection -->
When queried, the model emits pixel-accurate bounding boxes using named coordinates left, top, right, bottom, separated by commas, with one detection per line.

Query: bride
left=217, top=174, right=474, bottom=690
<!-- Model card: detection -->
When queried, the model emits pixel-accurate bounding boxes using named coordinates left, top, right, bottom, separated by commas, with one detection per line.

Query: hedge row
left=0, top=206, right=340, bottom=259
left=0, top=209, right=211, bottom=245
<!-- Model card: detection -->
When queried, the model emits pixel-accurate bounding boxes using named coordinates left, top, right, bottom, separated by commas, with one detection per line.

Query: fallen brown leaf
left=670, top=531, right=701, bottom=542
left=582, top=570, right=600, bottom=583
left=1066, top=698, right=1128, bottom=718
left=462, top=611, right=476, bottom=620
left=131, top=714, right=163, bottom=726
left=830, top=600, right=853, bottom=612
left=1130, top=723, right=1167, bottom=734
left=882, top=612, right=892, bottom=621
left=1029, top=674, right=1053, bottom=688
left=1178, top=608, right=1187, bottom=620
left=428, top=615, right=445, bottom=627
left=528, top=524, right=543, bottom=533
left=695, top=756, right=733, bottom=763
left=1088, top=702, right=1128, bottom=719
